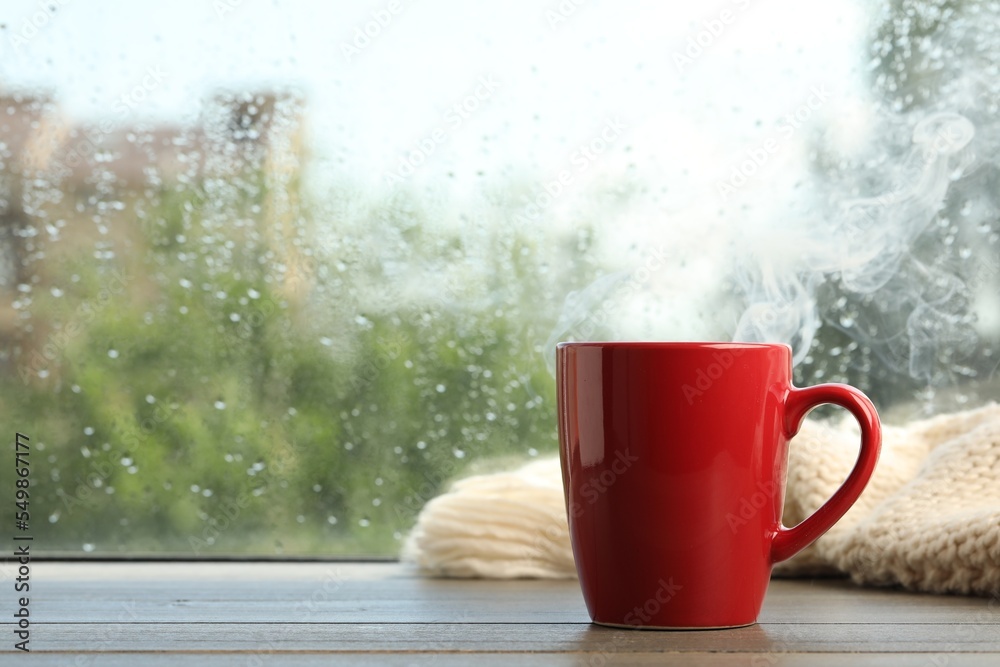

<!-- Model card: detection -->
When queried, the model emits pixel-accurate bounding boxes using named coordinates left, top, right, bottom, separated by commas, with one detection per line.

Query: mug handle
left=770, top=383, right=882, bottom=564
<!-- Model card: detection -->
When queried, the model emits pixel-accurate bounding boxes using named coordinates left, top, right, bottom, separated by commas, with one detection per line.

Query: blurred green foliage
left=0, top=177, right=587, bottom=556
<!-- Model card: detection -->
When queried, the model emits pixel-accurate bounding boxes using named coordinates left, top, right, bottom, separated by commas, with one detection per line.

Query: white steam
left=546, top=107, right=990, bottom=394
left=733, top=112, right=977, bottom=369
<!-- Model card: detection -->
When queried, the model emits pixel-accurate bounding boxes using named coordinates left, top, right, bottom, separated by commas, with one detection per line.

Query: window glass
left=1, top=0, right=997, bottom=555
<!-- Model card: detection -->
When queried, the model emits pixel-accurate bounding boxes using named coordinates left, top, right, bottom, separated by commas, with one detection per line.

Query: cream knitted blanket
left=403, top=404, right=1000, bottom=596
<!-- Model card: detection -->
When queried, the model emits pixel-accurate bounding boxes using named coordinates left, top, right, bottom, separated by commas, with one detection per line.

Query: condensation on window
left=0, top=0, right=997, bottom=555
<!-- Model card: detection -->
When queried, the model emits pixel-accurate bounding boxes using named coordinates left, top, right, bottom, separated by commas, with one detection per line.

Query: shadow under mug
left=556, top=342, right=881, bottom=629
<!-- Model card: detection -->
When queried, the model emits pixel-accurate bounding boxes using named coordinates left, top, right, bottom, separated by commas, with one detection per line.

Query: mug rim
left=556, top=341, right=792, bottom=351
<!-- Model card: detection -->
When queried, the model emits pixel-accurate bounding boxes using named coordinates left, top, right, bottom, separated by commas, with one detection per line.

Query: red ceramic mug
left=556, top=342, right=881, bottom=629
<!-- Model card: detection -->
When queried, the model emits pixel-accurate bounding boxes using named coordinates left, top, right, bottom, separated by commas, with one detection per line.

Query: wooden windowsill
left=3, top=561, right=998, bottom=665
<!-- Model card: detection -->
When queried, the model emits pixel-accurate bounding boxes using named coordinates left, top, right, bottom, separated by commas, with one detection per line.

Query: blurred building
left=0, top=88, right=309, bottom=381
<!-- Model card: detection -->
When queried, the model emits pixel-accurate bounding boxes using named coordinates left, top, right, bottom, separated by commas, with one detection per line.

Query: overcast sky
left=0, top=0, right=873, bottom=202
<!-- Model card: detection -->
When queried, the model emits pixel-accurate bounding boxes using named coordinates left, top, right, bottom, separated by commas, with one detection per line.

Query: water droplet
left=71, top=384, right=81, bottom=393
left=179, top=278, right=193, bottom=289
left=229, top=313, right=241, bottom=322
left=247, top=288, right=261, bottom=299
left=50, top=287, right=63, bottom=297
left=49, top=512, right=60, bottom=524
left=107, top=349, right=119, bottom=359
left=37, top=369, right=49, bottom=379
left=436, top=384, right=446, bottom=393
left=319, top=336, right=333, bottom=346
left=84, top=426, right=94, bottom=436
left=146, top=394, right=156, bottom=404
left=82, top=543, right=95, bottom=553
left=453, top=448, right=465, bottom=459
left=214, top=400, right=226, bottom=410
left=312, top=484, right=322, bottom=492
left=327, top=516, right=338, bottom=525
left=372, top=498, right=382, bottom=506
left=296, top=515, right=305, bottom=523
left=359, top=518, right=370, bottom=527
left=179, top=306, right=188, bottom=315
left=191, top=485, right=201, bottom=493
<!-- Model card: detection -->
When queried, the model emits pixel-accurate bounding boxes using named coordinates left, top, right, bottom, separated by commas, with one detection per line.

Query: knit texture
left=403, top=404, right=1000, bottom=595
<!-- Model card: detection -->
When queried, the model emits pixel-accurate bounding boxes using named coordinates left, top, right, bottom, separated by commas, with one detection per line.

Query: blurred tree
left=791, top=0, right=1000, bottom=413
